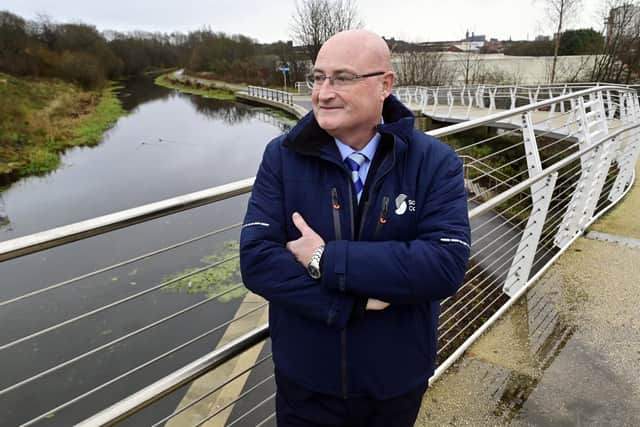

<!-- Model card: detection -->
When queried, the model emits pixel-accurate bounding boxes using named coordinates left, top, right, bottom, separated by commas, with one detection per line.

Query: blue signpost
left=278, top=66, right=290, bottom=90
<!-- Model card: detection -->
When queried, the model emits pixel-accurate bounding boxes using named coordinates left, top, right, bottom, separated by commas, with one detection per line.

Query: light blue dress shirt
left=334, top=118, right=383, bottom=188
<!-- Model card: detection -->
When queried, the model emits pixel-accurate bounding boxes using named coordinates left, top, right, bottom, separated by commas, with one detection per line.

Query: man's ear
left=381, top=72, right=395, bottom=99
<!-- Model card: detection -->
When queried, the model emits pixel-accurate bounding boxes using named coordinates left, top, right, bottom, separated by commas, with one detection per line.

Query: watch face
left=308, top=264, right=321, bottom=279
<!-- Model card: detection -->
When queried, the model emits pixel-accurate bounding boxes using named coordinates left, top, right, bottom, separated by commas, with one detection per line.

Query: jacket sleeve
left=321, top=148, right=471, bottom=304
left=240, top=140, right=355, bottom=329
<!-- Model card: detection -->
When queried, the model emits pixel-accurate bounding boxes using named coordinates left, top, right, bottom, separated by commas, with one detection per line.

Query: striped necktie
left=345, top=152, right=367, bottom=203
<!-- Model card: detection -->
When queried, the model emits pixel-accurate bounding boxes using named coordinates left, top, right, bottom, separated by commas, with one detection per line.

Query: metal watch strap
left=307, top=244, right=325, bottom=279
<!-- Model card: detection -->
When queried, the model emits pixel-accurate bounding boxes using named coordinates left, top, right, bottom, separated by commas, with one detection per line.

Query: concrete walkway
left=416, top=162, right=640, bottom=426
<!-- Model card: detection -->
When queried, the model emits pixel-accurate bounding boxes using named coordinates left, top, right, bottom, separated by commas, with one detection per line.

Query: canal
left=0, top=76, right=290, bottom=426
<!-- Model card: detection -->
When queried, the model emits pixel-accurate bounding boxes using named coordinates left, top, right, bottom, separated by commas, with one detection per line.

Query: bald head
left=311, top=29, right=394, bottom=150
left=316, top=30, right=392, bottom=72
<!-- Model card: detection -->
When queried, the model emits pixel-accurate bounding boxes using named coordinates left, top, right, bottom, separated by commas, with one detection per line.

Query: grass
left=154, top=73, right=237, bottom=101
left=0, top=72, right=125, bottom=186
left=68, top=84, right=124, bottom=147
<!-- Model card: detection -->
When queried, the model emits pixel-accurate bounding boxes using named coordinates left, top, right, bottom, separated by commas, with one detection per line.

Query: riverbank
left=0, top=72, right=124, bottom=188
left=156, top=72, right=302, bottom=123
left=154, top=73, right=236, bottom=101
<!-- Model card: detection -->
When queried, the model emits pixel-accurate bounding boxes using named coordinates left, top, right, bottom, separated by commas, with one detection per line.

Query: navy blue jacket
left=240, top=95, right=470, bottom=400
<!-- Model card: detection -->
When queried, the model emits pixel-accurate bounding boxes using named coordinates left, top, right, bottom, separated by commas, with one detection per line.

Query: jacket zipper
left=357, top=200, right=371, bottom=240
left=331, top=188, right=342, bottom=240
left=332, top=186, right=349, bottom=399
left=342, top=183, right=357, bottom=399
left=374, top=196, right=390, bottom=240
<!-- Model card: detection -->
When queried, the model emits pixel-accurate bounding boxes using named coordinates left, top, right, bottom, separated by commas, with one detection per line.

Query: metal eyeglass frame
left=306, top=71, right=386, bottom=89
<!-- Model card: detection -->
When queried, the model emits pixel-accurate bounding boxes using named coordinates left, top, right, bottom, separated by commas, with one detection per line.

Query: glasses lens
left=306, top=74, right=316, bottom=88
left=332, top=73, right=353, bottom=88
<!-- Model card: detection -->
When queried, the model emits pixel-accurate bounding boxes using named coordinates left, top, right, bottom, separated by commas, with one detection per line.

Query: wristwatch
left=307, top=244, right=325, bottom=279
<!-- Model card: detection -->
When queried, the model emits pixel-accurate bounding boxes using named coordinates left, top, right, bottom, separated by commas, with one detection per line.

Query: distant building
left=535, top=35, right=551, bottom=41
left=464, top=31, right=486, bottom=43
left=449, top=31, right=487, bottom=52
left=482, top=38, right=504, bottom=53
left=384, top=32, right=508, bottom=54
left=607, top=4, right=640, bottom=40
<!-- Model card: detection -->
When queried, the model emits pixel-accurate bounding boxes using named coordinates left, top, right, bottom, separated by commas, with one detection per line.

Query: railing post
left=606, top=90, right=616, bottom=119
left=554, top=92, right=616, bottom=248
left=503, top=111, right=558, bottom=297
left=488, top=87, right=497, bottom=112
left=420, top=87, right=427, bottom=110
left=431, top=87, right=439, bottom=115
left=420, top=88, right=429, bottom=115
left=609, top=92, right=640, bottom=201
left=475, top=85, right=485, bottom=109
left=548, top=89, right=556, bottom=117
left=509, top=86, right=517, bottom=110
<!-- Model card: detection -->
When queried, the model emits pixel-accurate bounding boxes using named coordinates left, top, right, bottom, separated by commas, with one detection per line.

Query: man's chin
left=316, top=116, right=341, bottom=133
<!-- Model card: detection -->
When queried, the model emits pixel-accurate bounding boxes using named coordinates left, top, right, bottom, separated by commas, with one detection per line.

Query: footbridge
left=0, top=82, right=639, bottom=426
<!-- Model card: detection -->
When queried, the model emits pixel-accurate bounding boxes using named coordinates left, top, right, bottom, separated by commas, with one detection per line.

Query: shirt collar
left=334, top=117, right=384, bottom=162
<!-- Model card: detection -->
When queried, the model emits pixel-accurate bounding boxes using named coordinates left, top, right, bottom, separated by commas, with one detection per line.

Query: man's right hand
left=366, top=298, right=390, bottom=311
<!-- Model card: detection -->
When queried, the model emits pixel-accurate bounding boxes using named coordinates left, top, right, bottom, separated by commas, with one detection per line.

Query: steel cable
left=151, top=353, right=273, bottom=427
left=0, top=223, right=242, bottom=308
left=20, top=302, right=269, bottom=427
left=194, top=374, right=275, bottom=426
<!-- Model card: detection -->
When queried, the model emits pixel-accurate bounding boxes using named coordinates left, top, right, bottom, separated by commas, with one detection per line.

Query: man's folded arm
left=240, top=142, right=354, bottom=329
left=321, top=153, right=471, bottom=304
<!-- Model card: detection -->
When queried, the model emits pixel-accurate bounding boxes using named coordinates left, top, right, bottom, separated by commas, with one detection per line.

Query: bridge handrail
left=398, top=85, right=636, bottom=131
left=0, top=179, right=254, bottom=262
left=246, top=85, right=294, bottom=105
left=0, top=86, right=629, bottom=263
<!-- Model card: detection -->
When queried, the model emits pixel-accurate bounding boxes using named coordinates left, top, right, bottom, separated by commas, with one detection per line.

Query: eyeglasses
left=306, top=71, right=386, bottom=89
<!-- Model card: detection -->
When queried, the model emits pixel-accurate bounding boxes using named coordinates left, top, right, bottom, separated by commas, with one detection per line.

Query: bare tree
left=542, top=0, right=583, bottom=83
left=394, top=51, right=452, bottom=86
left=290, top=0, right=363, bottom=62
left=459, top=49, right=485, bottom=85
left=592, top=1, right=640, bottom=83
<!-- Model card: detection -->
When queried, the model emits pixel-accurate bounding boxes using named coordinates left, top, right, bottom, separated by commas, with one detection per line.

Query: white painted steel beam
left=504, top=112, right=558, bottom=296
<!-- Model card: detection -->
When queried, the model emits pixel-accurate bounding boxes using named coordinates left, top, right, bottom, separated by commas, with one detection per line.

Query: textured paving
left=416, top=162, right=640, bottom=426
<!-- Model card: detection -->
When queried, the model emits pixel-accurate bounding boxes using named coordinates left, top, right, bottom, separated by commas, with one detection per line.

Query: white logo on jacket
left=394, top=194, right=415, bottom=215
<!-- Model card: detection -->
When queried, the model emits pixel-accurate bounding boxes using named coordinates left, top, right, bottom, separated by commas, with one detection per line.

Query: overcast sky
left=3, top=0, right=606, bottom=43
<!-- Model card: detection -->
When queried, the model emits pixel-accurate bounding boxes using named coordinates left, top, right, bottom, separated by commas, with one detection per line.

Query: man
left=240, top=30, right=470, bottom=426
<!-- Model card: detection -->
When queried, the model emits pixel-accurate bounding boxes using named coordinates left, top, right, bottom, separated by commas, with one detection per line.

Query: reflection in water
left=189, top=94, right=293, bottom=132
left=117, top=76, right=174, bottom=112
left=0, top=194, right=9, bottom=231
left=117, top=76, right=293, bottom=132
left=118, top=75, right=294, bottom=133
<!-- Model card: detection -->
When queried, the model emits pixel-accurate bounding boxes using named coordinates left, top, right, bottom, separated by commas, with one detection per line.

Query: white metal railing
left=1, top=85, right=639, bottom=426
left=246, top=86, right=294, bottom=106
left=394, top=83, right=640, bottom=120
left=295, top=81, right=310, bottom=94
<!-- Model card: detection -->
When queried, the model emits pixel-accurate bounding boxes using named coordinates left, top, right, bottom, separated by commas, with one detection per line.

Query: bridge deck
left=416, top=161, right=640, bottom=426
left=407, top=103, right=628, bottom=135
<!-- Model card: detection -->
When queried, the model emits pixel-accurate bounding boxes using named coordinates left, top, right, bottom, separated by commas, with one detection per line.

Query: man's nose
left=317, top=78, right=336, bottom=100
